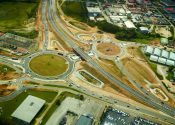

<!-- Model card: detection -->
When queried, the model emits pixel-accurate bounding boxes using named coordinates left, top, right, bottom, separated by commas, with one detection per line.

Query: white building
left=153, top=48, right=161, bottom=56
left=169, top=52, right=175, bottom=61
left=11, top=95, right=46, bottom=124
left=161, top=50, right=169, bottom=58
left=124, top=20, right=136, bottom=29
left=166, top=59, right=175, bottom=66
left=139, top=27, right=149, bottom=34
left=150, top=55, right=158, bottom=62
left=158, top=57, right=166, bottom=64
left=144, top=46, right=154, bottom=54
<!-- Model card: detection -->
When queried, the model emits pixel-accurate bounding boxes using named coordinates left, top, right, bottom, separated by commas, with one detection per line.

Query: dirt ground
left=97, top=43, right=121, bottom=56
left=0, top=71, right=20, bottom=80
left=155, top=27, right=172, bottom=38
left=79, top=35, right=94, bottom=41
left=121, top=57, right=159, bottom=86
left=0, top=85, right=17, bottom=97
left=127, top=46, right=144, bottom=59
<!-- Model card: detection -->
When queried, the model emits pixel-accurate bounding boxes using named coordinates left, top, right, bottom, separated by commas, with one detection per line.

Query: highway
left=47, top=0, right=175, bottom=118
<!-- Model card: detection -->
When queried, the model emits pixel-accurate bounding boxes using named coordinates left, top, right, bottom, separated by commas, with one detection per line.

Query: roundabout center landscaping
left=29, top=54, right=68, bottom=76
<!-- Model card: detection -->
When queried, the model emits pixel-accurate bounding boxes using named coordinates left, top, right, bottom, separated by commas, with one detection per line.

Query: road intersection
left=0, top=0, right=175, bottom=124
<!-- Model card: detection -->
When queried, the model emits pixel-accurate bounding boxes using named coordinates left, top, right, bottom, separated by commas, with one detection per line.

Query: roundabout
left=29, top=54, right=68, bottom=76
left=24, top=51, right=74, bottom=80
left=96, top=42, right=121, bottom=56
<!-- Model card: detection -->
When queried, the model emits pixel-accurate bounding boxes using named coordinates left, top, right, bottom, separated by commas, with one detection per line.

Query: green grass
left=79, top=71, right=100, bottom=85
left=0, top=2, right=38, bottom=38
left=29, top=54, right=68, bottom=76
left=0, top=64, right=15, bottom=73
left=0, top=90, right=57, bottom=120
left=61, top=1, right=87, bottom=22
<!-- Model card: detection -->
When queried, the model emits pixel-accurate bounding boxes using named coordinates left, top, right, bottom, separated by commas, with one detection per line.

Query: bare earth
left=97, top=43, right=121, bottom=56
left=0, top=72, right=20, bottom=80
left=0, top=85, right=17, bottom=97
left=121, top=57, right=159, bottom=85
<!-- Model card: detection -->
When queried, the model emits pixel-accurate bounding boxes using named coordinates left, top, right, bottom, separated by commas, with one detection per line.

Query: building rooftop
left=150, top=55, right=159, bottom=62
left=124, top=20, right=136, bottom=29
left=140, top=27, right=149, bottom=31
left=76, top=115, right=93, bottom=125
left=158, top=57, right=167, bottom=64
left=153, top=48, right=161, bottom=56
left=161, top=50, right=169, bottom=58
left=87, top=7, right=101, bottom=13
left=11, top=95, right=46, bottom=123
left=169, top=52, right=175, bottom=61
left=166, top=59, right=175, bottom=66
left=145, top=46, right=154, bottom=54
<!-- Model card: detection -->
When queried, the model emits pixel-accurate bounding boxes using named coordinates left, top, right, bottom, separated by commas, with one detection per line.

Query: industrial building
left=169, top=52, right=175, bottom=61
left=150, top=55, right=159, bottom=62
left=160, top=38, right=169, bottom=45
left=161, top=50, right=169, bottom=58
left=11, top=95, right=46, bottom=124
left=139, top=27, right=149, bottom=33
left=86, top=2, right=102, bottom=21
left=144, top=46, right=154, bottom=55
left=153, top=48, right=161, bottom=56
left=124, top=20, right=136, bottom=28
left=144, top=46, right=175, bottom=66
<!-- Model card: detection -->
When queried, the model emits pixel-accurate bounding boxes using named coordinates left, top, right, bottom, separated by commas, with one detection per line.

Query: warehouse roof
left=161, top=50, right=169, bottom=58
left=11, top=95, right=46, bottom=123
left=124, top=20, right=136, bottom=28
left=158, top=57, right=167, bottom=64
left=153, top=48, right=161, bottom=56
left=150, top=55, right=158, bottom=62
left=87, top=7, right=101, bottom=13
left=166, top=59, right=175, bottom=66
left=76, top=115, right=93, bottom=125
left=145, top=46, right=154, bottom=54
left=169, top=52, right=175, bottom=61
left=140, top=27, right=149, bottom=31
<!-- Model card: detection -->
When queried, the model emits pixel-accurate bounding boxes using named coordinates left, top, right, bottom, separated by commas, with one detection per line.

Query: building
left=153, top=48, right=161, bottom=56
left=76, top=115, right=93, bottom=125
left=150, top=55, right=159, bottom=62
left=158, top=57, right=167, bottom=64
left=86, top=2, right=102, bottom=20
left=11, top=95, right=46, bottom=124
left=161, top=50, right=169, bottom=58
left=124, top=20, right=136, bottom=29
left=169, top=52, right=175, bottom=61
left=144, top=46, right=154, bottom=55
left=166, top=59, right=175, bottom=66
left=139, top=27, right=149, bottom=34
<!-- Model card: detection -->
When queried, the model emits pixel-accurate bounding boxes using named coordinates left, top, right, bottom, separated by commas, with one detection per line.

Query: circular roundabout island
left=96, top=42, right=121, bottom=56
left=29, top=54, right=68, bottom=76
